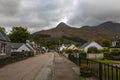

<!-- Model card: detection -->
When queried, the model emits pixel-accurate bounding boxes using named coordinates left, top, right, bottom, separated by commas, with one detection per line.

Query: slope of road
left=0, top=53, right=54, bottom=80
left=0, top=53, right=80, bottom=80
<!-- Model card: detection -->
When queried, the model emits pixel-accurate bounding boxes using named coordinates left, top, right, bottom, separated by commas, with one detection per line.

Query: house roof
left=25, top=44, right=34, bottom=51
left=0, top=27, right=11, bottom=42
left=11, top=43, right=34, bottom=51
left=80, top=41, right=92, bottom=49
left=11, top=43, right=24, bottom=49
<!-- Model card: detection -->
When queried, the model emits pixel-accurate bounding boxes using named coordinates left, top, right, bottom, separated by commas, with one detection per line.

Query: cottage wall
left=0, top=41, right=11, bottom=58
left=84, top=42, right=103, bottom=52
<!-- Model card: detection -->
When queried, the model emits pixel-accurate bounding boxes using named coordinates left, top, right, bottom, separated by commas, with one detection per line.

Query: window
left=1, top=43, right=6, bottom=53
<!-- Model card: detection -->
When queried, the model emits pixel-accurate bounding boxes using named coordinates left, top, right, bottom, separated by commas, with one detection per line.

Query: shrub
left=80, top=64, right=92, bottom=71
left=65, top=49, right=75, bottom=54
left=27, top=52, right=34, bottom=57
left=80, top=64, right=92, bottom=77
left=110, top=49, right=120, bottom=59
left=87, top=47, right=100, bottom=53
left=100, top=49, right=111, bottom=59
left=78, top=50, right=87, bottom=59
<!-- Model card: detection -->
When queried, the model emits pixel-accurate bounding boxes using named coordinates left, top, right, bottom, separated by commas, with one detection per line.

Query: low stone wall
left=87, top=54, right=104, bottom=59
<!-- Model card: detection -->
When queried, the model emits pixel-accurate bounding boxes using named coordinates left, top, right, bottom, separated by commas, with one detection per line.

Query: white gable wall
left=60, top=44, right=67, bottom=51
left=17, top=45, right=31, bottom=52
left=67, top=44, right=78, bottom=50
left=26, top=43, right=36, bottom=54
left=84, top=42, right=103, bottom=52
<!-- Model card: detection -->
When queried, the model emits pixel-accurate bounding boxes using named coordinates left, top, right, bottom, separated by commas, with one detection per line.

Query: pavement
left=0, top=52, right=80, bottom=80
left=53, top=53, right=80, bottom=80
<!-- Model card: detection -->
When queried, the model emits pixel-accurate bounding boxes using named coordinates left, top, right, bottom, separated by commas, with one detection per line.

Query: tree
left=8, top=27, right=30, bottom=43
left=1, top=27, right=5, bottom=32
left=87, top=47, right=100, bottom=53
left=97, top=39, right=111, bottom=47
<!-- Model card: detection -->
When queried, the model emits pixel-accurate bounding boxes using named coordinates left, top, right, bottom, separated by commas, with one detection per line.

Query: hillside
left=31, top=21, right=120, bottom=49
left=33, top=21, right=120, bottom=41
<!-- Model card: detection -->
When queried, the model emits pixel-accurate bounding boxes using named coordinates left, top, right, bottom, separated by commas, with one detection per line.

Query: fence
left=0, top=52, right=32, bottom=67
left=68, top=53, right=120, bottom=80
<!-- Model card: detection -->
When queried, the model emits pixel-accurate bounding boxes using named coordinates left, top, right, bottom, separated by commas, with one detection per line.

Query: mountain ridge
left=33, top=21, right=120, bottom=41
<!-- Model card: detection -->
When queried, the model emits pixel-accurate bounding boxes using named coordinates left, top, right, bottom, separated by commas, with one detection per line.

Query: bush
left=78, top=50, right=86, bottom=59
left=27, top=52, right=34, bottom=57
left=80, top=64, right=92, bottom=77
left=65, top=49, right=75, bottom=54
left=87, top=47, right=100, bottom=53
left=111, top=49, right=120, bottom=55
left=100, top=49, right=111, bottom=59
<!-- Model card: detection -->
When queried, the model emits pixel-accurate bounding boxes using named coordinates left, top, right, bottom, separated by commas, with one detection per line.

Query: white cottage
left=79, top=41, right=103, bottom=53
left=0, top=27, right=11, bottom=58
left=11, top=43, right=32, bottom=52
left=110, top=39, right=120, bottom=51
left=67, top=44, right=78, bottom=50
left=59, top=44, right=70, bottom=51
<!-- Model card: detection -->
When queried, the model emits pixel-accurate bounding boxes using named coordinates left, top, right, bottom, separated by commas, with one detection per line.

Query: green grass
left=92, top=59, right=120, bottom=80
left=102, top=66, right=120, bottom=80
left=91, top=59, right=119, bottom=64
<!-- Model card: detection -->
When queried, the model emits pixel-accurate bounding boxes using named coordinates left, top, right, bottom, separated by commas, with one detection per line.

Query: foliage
left=31, top=34, right=86, bottom=50
left=27, top=52, right=34, bottom=57
left=65, top=49, right=75, bottom=54
left=111, top=49, right=120, bottom=57
left=1, top=27, right=6, bottom=33
left=97, top=39, right=111, bottom=47
left=8, top=27, right=30, bottom=43
left=100, top=49, right=111, bottom=59
left=80, top=64, right=92, bottom=71
left=80, top=64, right=92, bottom=77
left=87, top=47, right=100, bottom=53
left=78, top=50, right=87, bottom=59
left=62, top=36, right=87, bottom=44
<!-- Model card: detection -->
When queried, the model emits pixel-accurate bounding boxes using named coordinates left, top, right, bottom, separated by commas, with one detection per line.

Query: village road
left=0, top=53, right=54, bottom=80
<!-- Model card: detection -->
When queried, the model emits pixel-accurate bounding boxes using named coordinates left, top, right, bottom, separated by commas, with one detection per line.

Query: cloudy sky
left=1, top=0, right=120, bottom=33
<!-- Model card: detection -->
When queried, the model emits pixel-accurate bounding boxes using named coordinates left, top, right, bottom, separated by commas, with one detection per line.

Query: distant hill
left=33, top=21, right=120, bottom=41
left=31, top=21, right=120, bottom=49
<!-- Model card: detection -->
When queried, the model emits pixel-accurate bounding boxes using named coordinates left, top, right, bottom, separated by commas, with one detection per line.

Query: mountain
left=33, top=21, right=120, bottom=41
left=32, top=21, right=120, bottom=49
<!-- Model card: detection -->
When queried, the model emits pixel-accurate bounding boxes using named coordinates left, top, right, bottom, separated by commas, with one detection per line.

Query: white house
left=79, top=41, right=103, bottom=53
left=59, top=44, right=70, bottom=51
left=0, top=27, right=11, bottom=59
left=110, top=39, right=120, bottom=51
left=11, top=43, right=32, bottom=52
left=67, top=44, right=78, bottom=50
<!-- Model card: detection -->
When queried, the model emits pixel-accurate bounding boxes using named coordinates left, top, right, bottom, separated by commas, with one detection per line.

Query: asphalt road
left=0, top=53, right=54, bottom=80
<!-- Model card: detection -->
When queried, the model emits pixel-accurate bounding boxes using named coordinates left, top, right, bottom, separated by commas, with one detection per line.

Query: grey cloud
left=1, top=0, right=120, bottom=33
left=0, top=0, right=20, bottom=16
left=68, top=0, right=120, bottom=27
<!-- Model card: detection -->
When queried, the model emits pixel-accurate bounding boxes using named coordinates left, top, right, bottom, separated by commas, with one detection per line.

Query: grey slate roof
left=11, top=43, right=34, bottom=51
left=25, top=44, right=34, bottom=51
left=0, top=27, right=11, bottom=42
left=11, top=43, right=24, bottom=49
left=80, top=41, right=92, bottom=49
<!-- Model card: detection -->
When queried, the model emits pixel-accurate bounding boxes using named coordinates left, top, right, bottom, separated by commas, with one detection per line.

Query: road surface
left=0, top=53, right=80, bottom=80
left=0, top=53, right=54, bottom=80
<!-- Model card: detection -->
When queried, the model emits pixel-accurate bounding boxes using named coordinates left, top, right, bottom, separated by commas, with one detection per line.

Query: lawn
left=94, top=59, right=119, bottom=64
left=89, top=59, right=120, bottom=80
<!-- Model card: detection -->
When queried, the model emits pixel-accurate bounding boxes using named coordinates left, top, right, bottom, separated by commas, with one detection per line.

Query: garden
left=62, top=48, right=120, bottom=80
